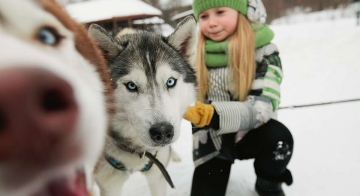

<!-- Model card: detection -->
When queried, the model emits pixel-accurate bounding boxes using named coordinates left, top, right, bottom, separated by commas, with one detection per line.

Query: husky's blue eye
left=37, top=27, right=60, bottom=45
left=166, top=78, right=177, bottom=88
left=125, top=82, right=138, bottom=92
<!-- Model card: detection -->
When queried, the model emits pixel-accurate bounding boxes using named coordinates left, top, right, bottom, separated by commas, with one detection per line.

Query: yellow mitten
left=184, top=101, right=214, bottom=127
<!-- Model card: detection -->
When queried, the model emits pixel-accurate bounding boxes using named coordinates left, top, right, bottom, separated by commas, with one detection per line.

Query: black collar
left=108, top=142, right=175, bottom=188
left=106, top=151, right=157, bottom=172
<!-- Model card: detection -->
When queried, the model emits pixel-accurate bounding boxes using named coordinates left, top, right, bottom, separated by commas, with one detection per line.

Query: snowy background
left=117, top=9, right=360, bottom=196
left=159, top=0, right=192, bottom=7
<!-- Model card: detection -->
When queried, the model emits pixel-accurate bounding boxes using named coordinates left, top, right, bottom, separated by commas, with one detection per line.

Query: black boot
left=255, top=168, right=293, bottom=196
left=255, top=177, right=285, bottom=196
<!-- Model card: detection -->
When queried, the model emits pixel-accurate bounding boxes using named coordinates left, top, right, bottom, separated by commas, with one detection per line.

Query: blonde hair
left=196, top=14, right=255, bottom=101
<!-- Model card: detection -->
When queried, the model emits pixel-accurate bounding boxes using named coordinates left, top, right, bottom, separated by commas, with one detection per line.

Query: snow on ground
left=121, top=13, right=360, bottom=196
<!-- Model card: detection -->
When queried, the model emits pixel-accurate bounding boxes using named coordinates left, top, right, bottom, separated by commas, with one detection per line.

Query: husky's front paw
left=171, top=148, right=182, bottom=162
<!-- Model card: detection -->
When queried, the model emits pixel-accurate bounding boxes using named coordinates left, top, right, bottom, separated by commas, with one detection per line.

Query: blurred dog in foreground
left=0, top=0, right=113, bottom=196
left=88, top=17, right=197, bottom=196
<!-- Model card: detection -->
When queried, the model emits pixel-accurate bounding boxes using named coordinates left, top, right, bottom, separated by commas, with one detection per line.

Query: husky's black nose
left=149, top=122, right=174, bottom=144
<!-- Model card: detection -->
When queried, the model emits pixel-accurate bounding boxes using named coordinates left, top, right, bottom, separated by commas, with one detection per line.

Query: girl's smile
left=209, top=30, right=222, bottom=36
left=199, top=7, right=239, bottom=41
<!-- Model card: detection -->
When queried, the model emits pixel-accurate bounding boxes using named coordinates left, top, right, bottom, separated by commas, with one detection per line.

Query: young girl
left=184, top=0, right=294, bottom=196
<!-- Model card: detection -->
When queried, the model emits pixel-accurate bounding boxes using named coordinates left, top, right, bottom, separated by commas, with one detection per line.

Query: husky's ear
left=167, top=16, right=197, bottom=66
left=89, top=24, right=123, bottom=62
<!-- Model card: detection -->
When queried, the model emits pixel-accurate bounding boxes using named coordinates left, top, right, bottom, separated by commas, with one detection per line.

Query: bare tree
left=142, top=0, right=161, bottom=9
left=262, top=0, right=349, bottom=23
left=163, top=0, right=182, bottom=10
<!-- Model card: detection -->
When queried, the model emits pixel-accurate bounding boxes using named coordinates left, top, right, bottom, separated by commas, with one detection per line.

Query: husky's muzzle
left=0, top=67, right=89, bottom=196
left=0, top=67, right=79, bottom=161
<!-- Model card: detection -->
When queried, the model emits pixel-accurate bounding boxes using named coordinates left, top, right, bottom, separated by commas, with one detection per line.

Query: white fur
left=93, top=17, right=197, bottom=196
left=95, top=64, right=196, bottom=196
left=112, top=65, right=195, bottom=149
left=95, top=144, right=171, bottom=196
left=0, top=0, right=107, bottom=195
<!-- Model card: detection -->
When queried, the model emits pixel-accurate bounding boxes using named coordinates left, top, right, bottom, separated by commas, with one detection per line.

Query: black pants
left=191, top=119, right=294, bottom=196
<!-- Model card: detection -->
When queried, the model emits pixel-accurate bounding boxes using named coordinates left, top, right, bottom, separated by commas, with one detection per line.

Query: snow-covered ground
left=120, top=13, right=360, bottom=196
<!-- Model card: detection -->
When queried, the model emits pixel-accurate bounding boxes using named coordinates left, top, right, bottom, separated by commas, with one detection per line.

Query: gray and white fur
left=89, top=16, right=197, bottom=196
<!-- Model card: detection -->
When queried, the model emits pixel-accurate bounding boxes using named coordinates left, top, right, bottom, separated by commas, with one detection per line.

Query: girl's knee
left=264, top=119, right=293, bottom=147
left=265, top=120, right=294, bottom=161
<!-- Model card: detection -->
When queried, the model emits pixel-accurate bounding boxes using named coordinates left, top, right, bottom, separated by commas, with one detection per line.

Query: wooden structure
left=66, top=0, right=163, bottom=34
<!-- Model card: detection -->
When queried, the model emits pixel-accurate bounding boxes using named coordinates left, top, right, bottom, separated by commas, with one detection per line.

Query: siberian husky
left=0, top=0, right=112, bottom=196
left=88, top=16, right=198, bottom=196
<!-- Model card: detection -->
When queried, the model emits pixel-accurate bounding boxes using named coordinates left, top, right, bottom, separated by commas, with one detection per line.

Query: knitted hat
left=192, top=0, right=248, bottom=20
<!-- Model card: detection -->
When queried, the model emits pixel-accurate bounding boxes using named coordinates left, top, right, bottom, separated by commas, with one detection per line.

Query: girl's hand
left=247, top=0, right=267, bottom=24
left=184, top=101, right=214, bottom=127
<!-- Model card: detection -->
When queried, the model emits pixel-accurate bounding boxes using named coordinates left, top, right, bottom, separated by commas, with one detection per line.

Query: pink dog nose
left=0, top=68, right=79, bottom=166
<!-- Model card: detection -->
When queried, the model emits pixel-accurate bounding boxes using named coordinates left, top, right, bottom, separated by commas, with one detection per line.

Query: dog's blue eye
left=166, top=78, right=177, bottom=88
left=37, top=28, right=60, bottom=45
left=125, top=82, right=138, bottom=92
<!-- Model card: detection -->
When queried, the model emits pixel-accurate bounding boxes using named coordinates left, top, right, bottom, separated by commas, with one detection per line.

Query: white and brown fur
left=89, top=17, right=198, bottom=196
left=0, top=0, right=112, bottom=196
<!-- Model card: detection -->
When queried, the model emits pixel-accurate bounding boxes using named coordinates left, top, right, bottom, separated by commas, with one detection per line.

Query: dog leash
left=144, top=151, right=175, bottom=188
left=115, top=143, right=175, bottom=189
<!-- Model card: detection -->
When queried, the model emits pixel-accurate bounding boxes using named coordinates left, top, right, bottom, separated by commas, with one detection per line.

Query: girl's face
left=199, top=7, right=239, bottom=41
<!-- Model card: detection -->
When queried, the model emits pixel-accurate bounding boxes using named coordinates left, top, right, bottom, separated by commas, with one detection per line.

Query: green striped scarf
left=205, top=24, right=274, bottom=68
